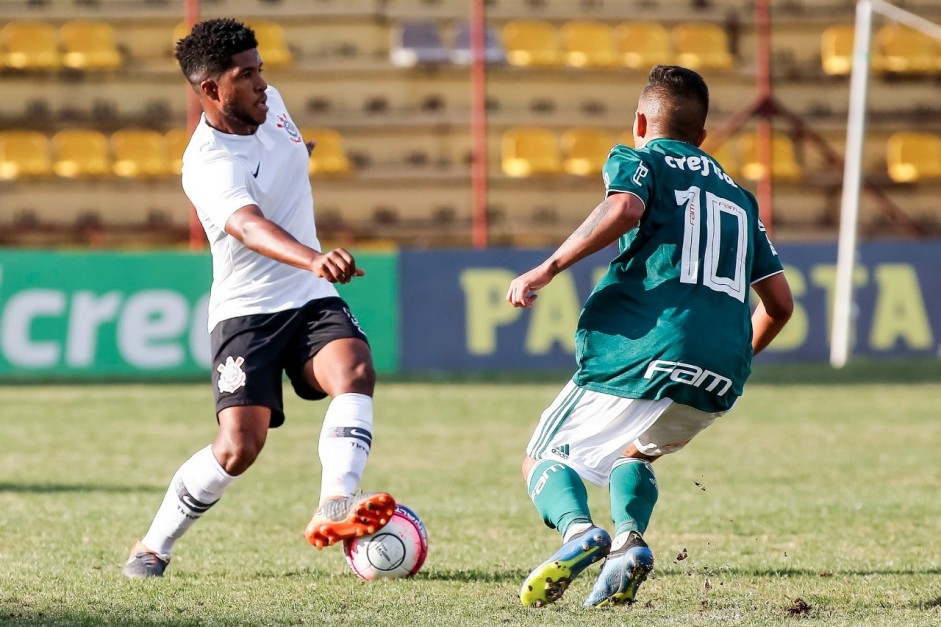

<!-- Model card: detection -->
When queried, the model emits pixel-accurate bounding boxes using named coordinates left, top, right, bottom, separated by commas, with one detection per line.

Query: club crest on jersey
left=276, top=113, right=302, bottom=143
left=217, top=356, right=247, bottom=394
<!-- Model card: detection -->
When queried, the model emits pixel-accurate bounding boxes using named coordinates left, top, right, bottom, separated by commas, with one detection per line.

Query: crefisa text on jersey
left=662, top=154, right=738, bottom=188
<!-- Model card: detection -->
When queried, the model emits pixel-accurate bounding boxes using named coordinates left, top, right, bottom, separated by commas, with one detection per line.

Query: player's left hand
left=506, top=267, right=552, bottom=308
left=306, top=140, right=316, bottom=156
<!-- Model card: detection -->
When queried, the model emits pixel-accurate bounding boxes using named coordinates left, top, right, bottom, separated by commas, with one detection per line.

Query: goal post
left=830, top=0, right=941, bottom=368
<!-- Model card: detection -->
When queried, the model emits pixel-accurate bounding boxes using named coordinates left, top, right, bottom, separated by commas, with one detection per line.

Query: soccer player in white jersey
left=123, top=19, right=395, bottom=578
left=506, top=66, right=794, bottom=607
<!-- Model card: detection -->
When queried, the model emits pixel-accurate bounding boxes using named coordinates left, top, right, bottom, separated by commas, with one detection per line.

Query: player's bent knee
left=213, top=437, right=265, bottom=476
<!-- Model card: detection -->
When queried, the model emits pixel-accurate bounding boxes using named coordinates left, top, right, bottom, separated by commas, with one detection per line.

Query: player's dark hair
left=640, top=65, right=709, bottom=144
left=174, top=18, right=258, bottom=85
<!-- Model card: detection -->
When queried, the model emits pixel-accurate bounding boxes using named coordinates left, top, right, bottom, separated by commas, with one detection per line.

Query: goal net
left=830, top=0, right=941, bottom=367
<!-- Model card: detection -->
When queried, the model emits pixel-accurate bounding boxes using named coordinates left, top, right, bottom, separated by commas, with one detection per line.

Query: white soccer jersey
left=182, top=86, right=337, bottom=330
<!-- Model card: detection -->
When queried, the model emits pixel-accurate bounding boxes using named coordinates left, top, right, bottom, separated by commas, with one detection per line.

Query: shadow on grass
left=0, top=482, right=162, bottom=494
left=0, top=614, right=204, bottom=627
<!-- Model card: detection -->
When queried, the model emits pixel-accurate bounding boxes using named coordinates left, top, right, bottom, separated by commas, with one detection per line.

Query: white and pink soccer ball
left=343, top=504, right=428, bottom=580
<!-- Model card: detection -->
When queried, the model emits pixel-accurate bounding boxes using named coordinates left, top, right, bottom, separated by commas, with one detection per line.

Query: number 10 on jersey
left=675, top=185, right=748, bottom=303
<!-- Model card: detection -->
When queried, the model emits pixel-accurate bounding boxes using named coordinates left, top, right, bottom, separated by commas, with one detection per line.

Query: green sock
left=527, top=459, right=592, bottom=539
left=609, top=458, right=658, bottom=536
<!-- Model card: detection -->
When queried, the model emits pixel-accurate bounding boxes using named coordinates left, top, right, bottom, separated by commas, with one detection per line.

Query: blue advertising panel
left=399, top=241, right=941, bottom=371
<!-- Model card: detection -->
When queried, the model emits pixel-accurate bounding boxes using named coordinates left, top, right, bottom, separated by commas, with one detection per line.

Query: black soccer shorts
left=209, top=296, right=369, bottom=428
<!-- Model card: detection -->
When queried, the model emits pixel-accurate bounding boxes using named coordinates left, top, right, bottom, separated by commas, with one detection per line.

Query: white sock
left=562, top=522, right=594, bottom=543
left=318, top=393, right=373, bottom=502
left=611, top=531, right=632, bottom=552
left=140, top=445, right=236, bottom=558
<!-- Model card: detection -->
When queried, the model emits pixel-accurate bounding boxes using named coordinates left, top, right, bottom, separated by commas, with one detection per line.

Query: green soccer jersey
left=573, top=138, right=784, bottom=412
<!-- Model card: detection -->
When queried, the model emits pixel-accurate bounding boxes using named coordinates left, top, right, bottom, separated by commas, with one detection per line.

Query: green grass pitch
left=2, top=360, right=940, bottom=626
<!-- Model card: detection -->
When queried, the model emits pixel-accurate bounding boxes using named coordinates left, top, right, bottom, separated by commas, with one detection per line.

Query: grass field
left=2, top=360, right=941, bottom=626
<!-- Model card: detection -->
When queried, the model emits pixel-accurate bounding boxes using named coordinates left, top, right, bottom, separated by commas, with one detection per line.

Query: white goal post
left=830, top=0, right=941, bottom=368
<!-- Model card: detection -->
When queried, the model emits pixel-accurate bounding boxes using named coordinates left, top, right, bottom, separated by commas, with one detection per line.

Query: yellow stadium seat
left=249, top=21, right=293, bottom=67
left=172, top=22, right=192, bottom=54
left=561, top=128, right=616, bottom=176
left=886, top=132, right=941, bottom=182
left=501, top=127, right=561, bottom=176
left=738, top=132, right=801, bottom=181
left=1, top=21, right=60, bottom=70
left=877, top=24, right=938, bottom=74
left=52, top=129, right=111, bottom=178
left=301, top=128, right=351, bottom=176
left=821, top=25, right=855, bottom=76
left=61, top=20, right=122, bottom=70
left=561, top=21, right=618, bottom=68
left=501, top=20, right=561, bottom=67
left=0, top=131, right=53, bottom=179
left=165, top=128, right=190, bottom=176
left=672, top=23, right=733, bottom=71
left=616, top=22, right=672, bottom=69
left=111, top=129, right=168, bottom=178
left=706, top=141, right=739, bottom=179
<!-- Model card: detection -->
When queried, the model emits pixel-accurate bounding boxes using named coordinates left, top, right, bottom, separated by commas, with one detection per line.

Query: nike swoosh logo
left=251, top=163, right=260, bottom=178
left=350, top=427, right=371, bottom=440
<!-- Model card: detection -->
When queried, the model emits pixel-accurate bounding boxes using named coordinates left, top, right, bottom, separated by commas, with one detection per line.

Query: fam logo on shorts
left=217, top=356, right=247, bottom=394
left=276, top=113, right=303, bottom=144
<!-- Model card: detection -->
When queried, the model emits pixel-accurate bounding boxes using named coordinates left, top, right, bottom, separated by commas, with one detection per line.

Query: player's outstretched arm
left=224, top=204, right=364, bottom=284
left=506, top=192, right=643, bottom=308
left=751, top=272, right=793, bottom=355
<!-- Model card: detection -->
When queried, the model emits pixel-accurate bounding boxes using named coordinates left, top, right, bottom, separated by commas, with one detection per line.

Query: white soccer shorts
left=525, top=379, right=724, bottom=487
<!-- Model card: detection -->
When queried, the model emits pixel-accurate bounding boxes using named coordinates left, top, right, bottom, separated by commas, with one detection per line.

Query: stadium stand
left=886, top=132, right=941, bottom=183
left=1, top=1, right=940, bottom=247
left=302, top=127, right=352, bottom=176
left=671, top=22, right=734, bottom=70
left=247, top=20, right=293, bottom=67
left=738, top=131, right=802, bottom=181
left=111, top=128, right=168, bottom=178
left=501, top=127, right=562, bottom=176
left=0, top=21, right=60, bottom=70
left=616, top=22, right=672, bottom=69
left=390, top=20, right=449, bottom=66
left=561, top=127, right=615, bottom=176
left=52, top=129, right=111, bottom=178
left=501, top=20, right=561, bottom=66
left=60, top=20, right=122, bottom=70
left=164, top=128, right=189, bottom=176
left=877, top=24, right=938, bottom=75
left=709, top=141, right=740, bottom=179
left=560, top=21, right=618, bottom=68
left=451, top=20, right=506, bottom=65
left=0, top=130, right=53, bottom=179
left=820, top=24, right=856, bottom=76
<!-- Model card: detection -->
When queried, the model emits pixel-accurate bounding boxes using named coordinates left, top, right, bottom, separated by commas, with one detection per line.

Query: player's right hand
left=506, top=267, right=552, bottom=308
left=311, top=248, right=365, bottom=284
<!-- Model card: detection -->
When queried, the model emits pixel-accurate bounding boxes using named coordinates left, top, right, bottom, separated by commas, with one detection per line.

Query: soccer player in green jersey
left=506, top=65, right=794, bottom=608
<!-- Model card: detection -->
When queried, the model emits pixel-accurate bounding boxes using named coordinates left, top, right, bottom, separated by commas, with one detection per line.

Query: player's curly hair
left=174, top=18, right=258, bottom=85
left=641, top=65, right=710, bottom=144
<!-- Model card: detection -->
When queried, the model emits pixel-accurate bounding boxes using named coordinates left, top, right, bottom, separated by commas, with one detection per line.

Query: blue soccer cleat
left=520, top=526, right=612, bottom=607
left=584, top=530, right=654, bottom=607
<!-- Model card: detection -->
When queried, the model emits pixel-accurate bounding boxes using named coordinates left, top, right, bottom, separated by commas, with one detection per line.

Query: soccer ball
left=343, top=504, right=428, bottom=580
